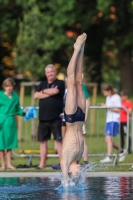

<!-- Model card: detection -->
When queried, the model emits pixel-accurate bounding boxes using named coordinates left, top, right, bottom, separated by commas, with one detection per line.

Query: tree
left=14, top=0, right=76, bottom=81
left=1, top=0, right=133, bottom=93
left=0, top=0, right=23, bottom=85
left=96, top=0, right=133, bottom=93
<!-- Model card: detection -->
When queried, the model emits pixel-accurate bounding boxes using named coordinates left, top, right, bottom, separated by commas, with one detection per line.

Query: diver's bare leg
left=74, top=35, right=87, bottom=163
left=65, top=33, right=87, bottom=115
left=75, top=34, right=87, bottom=113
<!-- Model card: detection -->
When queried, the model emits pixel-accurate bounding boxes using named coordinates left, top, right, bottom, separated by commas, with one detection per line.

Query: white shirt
left=106, top=94, right=121, bottom=123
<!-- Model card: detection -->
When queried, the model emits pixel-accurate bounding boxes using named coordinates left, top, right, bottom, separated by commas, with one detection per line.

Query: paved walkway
left=0, top=172, right=133, bottom=177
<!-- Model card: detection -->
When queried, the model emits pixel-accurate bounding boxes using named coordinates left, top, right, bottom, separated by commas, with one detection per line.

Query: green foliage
left=102, top=39, right=120, bottom=88
left=1, top=0, right=133, bottom=91
left=14, top=0, right=76, bottom=80
left=97, top=0, right=113, bottom=14
left=0, top=0, right=23, bottom=41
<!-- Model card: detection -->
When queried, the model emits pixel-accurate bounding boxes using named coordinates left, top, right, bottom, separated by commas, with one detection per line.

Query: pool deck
left=0, top=172, right=133, bottom=177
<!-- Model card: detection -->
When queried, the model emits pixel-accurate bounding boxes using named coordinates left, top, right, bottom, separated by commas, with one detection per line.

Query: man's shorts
left=38, top=118, right=62, bottom=142
left=105, top=122, right=119, bottom=137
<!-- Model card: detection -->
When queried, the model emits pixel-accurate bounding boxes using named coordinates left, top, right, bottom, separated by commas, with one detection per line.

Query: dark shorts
left=38, top=118, right=62, bottom=142
left=64, top=107, right=85, bottom=123
left=120, top=122, right=127, bottom=135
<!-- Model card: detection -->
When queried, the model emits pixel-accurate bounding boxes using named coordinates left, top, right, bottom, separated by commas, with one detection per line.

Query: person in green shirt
left=0, top=78, right=27, bottom=170
left=82, top=83, right=90, bottom=166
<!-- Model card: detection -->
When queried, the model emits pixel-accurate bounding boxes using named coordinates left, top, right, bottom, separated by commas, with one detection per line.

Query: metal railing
left=12, top=106, right=130, bottom=167
left=87, top=106, right=129, bottom=166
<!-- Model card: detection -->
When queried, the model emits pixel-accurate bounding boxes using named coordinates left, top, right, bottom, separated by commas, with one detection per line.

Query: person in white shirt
left=100, top=85, right=127, bottom=163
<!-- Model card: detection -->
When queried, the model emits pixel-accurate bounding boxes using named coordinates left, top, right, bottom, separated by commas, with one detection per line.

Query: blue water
left=0, top=176, right=133, bottom=200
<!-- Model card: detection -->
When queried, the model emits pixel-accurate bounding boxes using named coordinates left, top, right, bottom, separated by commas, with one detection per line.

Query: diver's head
left=68, top=163, right=81, bottom=182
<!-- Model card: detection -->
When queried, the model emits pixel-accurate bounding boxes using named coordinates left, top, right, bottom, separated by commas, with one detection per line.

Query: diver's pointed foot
left=73, top=33, right=87, bottom=51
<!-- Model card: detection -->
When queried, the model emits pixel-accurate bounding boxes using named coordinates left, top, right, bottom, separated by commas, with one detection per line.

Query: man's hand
left=34, top=91, right=50, bottom=99
left=34, top=85, right=59, bottom=99
left=42, top=86, right=59, bottom=96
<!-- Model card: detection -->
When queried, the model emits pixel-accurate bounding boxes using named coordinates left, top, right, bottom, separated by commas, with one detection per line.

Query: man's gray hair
left=45, top=64, right=56, bottom=72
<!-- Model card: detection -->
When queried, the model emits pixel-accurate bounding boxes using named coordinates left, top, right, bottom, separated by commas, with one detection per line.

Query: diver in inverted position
left=61, top=33, right=87, bottom=186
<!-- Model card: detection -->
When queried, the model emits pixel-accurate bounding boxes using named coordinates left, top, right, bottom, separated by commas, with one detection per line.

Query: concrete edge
left=0, top=172, right=133, bottom=177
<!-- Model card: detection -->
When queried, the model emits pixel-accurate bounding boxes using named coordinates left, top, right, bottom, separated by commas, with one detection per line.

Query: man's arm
left=42, top=86, right=59, bottom=96
left=34, top=87, right=59, bottom=99
left=34, top=91, right=50, bottom=99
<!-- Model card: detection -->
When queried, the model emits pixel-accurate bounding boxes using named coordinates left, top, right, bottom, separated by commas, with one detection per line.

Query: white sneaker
left=119, top=149, right=128, bottom=162
left=100, top=157, right=112, bottom=163
left=129, top=165, right=133, bottom=171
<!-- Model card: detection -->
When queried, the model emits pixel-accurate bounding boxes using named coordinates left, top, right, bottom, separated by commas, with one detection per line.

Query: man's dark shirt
left=36, top=79, right=65, bottom=121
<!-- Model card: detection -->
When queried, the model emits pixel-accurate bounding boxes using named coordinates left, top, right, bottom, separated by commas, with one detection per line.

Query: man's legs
left=55, top=140, right=62, bottom=160
left=51, top=118, right=62, bottom=170
left=37, top=120, right=50, bottom=169
left=38, top=141, right=47, bottom=169
left=51, top=140, right=62, bottom=170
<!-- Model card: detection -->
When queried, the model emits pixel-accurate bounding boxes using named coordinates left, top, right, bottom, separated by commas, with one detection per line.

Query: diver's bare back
left=62, top=121, right=84, bottom=164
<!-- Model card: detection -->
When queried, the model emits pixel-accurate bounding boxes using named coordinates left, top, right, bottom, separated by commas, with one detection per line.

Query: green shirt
left=82, top=84, right=90, bottom=98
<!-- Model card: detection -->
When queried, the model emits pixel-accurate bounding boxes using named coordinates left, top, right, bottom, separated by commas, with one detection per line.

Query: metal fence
left=87, top=106, right=130, bottom=166
left=13, top=106, right=130, bottom=166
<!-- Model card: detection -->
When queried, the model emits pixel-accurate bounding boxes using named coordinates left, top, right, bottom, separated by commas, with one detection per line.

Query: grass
left=1, top=94, right=133, bottom=172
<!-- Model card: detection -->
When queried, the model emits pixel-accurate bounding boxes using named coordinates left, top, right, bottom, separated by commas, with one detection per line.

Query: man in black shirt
left=34, top=64, right=65, bottom=169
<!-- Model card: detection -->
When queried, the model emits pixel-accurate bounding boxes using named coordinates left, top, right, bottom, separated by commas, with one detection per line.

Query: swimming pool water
left=0, top=176, right=133, bottom=200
